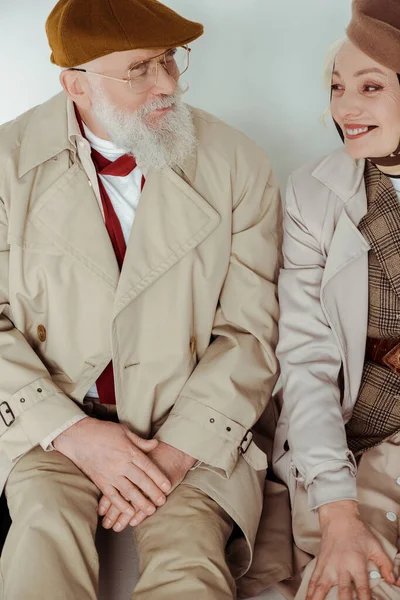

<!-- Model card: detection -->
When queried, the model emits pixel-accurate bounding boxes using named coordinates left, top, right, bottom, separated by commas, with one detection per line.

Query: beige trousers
left=0, top=446, right=235, bottom=600
left=294, top=431, right=400, bottom=599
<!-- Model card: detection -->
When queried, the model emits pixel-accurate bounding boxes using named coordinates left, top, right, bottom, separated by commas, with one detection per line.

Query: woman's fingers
left=370, top=546, right=395, bottom=586
left=349, top=568, right=370, bottom=600
left=337, top=573, right=354, bottom=600
left=306, top=569, right=321, bottom=600
left=308, top=580, right=333, bottom=600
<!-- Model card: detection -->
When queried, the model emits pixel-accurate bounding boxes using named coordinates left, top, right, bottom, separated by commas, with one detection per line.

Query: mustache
left=138, top=88, right=185, bottom=116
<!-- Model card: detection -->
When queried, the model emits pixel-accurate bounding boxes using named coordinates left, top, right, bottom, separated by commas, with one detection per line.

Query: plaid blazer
left=346, top=161, right=400, bottom=455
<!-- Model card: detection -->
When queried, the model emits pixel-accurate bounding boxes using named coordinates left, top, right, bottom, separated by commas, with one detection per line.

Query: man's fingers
left=102, top=504, right=121, bottom=529
left=102, top=486, right=136, bottom=518
left=130, top=510, right=148, bottom=527
left=101, top=502, right=135, bottom=533
left=124, top=429, right=158, bottom=453
left=114, top=513, right=134, bottom=532
left=124, top=464, right=166, bottom=507
left=117, top=477, right=157, bottom=516
left=112, top=509, right=135, bottom=533
left=98, top=496, right=112, bottom=517
left=126, top=445, right=171, bottom=493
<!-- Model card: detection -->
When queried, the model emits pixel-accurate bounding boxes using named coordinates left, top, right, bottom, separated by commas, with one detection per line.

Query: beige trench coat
left=0, top=92, right=286, bottom=581
left=273, top=147, right=372, bottom=511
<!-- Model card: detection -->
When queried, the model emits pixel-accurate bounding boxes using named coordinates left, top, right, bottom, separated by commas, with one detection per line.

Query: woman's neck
left=375, top=163, right=400, bottom=178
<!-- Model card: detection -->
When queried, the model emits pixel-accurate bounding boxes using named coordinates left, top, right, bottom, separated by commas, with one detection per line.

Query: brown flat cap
left=46, top=0, right=204, bottom=68
left=347, top=0, right=400, bottom=73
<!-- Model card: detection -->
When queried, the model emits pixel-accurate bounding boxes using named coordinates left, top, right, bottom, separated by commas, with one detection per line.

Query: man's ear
left=60, top=69, right=92, bottom=111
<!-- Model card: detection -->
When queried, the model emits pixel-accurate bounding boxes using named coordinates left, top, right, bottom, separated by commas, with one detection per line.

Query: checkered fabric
left=346, top=161, right=400, bottom=455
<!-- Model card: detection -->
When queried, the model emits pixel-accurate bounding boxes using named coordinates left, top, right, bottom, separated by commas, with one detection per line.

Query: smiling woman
left=330, top=41, right=400, bottom=167
left=273, top=1, right=400, bottom=599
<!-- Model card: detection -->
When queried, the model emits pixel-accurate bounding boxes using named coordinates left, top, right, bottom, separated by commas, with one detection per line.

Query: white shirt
left=83, top=123, right=143, bottom=246
left=390, top=176, right=400, bottom=200
left=41, top=109, right=143, bottom=449
left=83, top=125, right=143, bottom=399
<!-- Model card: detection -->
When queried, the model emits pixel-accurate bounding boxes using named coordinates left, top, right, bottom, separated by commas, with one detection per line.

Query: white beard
left=89, top=84, right=197, bottom=171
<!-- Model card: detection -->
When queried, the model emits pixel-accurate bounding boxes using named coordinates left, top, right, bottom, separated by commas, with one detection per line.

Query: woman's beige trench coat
left=0, top=92, right=291, bottom=587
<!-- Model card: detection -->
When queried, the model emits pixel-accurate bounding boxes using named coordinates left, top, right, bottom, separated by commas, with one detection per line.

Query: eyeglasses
left=69, top=46, right=191, bottom=95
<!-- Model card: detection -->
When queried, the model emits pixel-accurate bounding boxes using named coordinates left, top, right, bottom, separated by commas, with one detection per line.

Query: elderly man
left=0, top=0, right=282, bottom=598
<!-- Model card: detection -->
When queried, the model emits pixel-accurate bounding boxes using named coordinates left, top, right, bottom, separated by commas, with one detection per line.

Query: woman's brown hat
left=347, top=0, right=400, bottom=73
left=46, top=0, right=204, bottom=68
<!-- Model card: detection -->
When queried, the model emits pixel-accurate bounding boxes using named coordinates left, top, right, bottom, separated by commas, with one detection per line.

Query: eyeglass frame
left=67, top=45, right=191, bottom=94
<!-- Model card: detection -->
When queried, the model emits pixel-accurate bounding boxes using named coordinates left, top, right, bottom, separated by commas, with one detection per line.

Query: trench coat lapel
left=320, top=200, right=370, bottom=365
left=28, top=163, right=120, bottom=292
left=113, top=166, right=221, bottom=317
left=18, top=91, right=120, bottom=292
left=310, top=151, right=371, bottom=287
left=313, top=151, right=370, bottom=356
left=322, top=202, right=370, bottom=286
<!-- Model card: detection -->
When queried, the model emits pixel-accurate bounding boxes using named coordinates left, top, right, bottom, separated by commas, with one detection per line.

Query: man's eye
left=331, top=84, right=343, bottom=92
left=165, top=49, right=177, bottom=61
left=130, top=64, right=148, bottom=76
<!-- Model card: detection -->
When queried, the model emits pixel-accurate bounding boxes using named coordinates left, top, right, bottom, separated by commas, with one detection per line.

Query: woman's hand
left=306, top=500, right=396, bottom=600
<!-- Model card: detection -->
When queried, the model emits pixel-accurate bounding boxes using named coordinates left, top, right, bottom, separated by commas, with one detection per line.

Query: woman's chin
left=344, top=142, right=376, bottom=160
left=344, top=139, right=397, bottom=161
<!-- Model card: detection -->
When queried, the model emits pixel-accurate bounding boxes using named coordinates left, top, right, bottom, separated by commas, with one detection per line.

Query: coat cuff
left=0, top=377, right=85, bottom=461
left=41, top=414, right=89, bottom=451
left=155, top=396, right=267, bottom=478
left=307, top=467, right=358, bottom=511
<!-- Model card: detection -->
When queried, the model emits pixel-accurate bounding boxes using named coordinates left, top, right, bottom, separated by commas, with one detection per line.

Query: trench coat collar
left=312, top=146, right=366, bottom=203
left=18, top=92, right=72, bottom=178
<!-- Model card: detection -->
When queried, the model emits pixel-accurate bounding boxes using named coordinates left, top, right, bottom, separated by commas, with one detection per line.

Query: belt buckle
left=0, top=401, right=15, bottom=427
left=383, top=343, right=400, bottom=376
left=239, top=430, right=253, bottom=455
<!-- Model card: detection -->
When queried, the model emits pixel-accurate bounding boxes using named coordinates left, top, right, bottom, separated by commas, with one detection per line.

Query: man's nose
left=153, top=63, right=178, bottom=96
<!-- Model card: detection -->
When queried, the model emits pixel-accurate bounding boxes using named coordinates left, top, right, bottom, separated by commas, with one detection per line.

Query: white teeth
left=346, top=127, right=369, bottom=136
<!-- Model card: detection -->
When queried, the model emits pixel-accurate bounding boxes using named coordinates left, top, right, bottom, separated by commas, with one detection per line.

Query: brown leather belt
left=82, top=399, right=119, bottom=423
left=365, top=337, right=400, bottom=376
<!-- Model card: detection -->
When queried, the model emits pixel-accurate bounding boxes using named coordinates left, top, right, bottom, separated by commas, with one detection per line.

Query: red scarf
left=75, top=107, right=145, bottom=404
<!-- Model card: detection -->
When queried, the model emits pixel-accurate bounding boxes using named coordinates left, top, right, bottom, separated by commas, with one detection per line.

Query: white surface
left=0, top=0, right=351, bottom=188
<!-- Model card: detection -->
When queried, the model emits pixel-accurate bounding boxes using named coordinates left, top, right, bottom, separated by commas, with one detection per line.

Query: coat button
left=190, top=336, right=197, bottom=355
left=369, top=571, right=381, bottom=580
left=37, top=325, right=47, bottom=342
left=386, top=511, right=397, bottom=522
